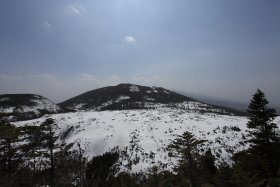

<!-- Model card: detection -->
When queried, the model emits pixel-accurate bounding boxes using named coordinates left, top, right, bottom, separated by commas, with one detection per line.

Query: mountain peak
left=116, top=83, right=141, bottom=92
left=59, top=84, right=194, bottom=111
left=57, top=83, right=243, bottom=115
left=0, top=94, right=62, bottom=122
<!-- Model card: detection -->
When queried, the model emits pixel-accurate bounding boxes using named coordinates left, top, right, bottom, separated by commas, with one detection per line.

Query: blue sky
left=0, top=0, right=280, bottom=105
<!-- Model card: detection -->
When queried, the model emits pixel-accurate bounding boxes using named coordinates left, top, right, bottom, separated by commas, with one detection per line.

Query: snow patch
left=152, top=86, right=158, bottom=93
left=0, top=106, right=15, bottom=113
left=74, top=103, right=86, bottom=109
left=28, top=98, right=61, bottom=113
left=130, top=85, right=140, bottom=92
left=98, top=96, right=131, bottom=109
left=100, top=100, right=114, bottom=108
left=115, top=95, right=130, bottom=103
left=33, top=95, right=41, bottom=99
left=144, top=96, right=155, bottom=101
left=0, top=97, right=10, bottom=102
left=163, top=90, right=170, bottom=94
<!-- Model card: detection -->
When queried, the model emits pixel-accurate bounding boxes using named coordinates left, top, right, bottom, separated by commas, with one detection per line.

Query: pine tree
left=0, top=123, right=22, bottom=175
left=85, top=151, right=119, bottom=186
left=200, top=149, right=216, bottom=179
left=77, top=142, right=86, bottom=187
left=0, top=122, right=25, bottom=186
left=247, top=89, right=278, bottom=146
left=53, top=142, right=87, bottom=186
left=22, top=125, right=45, bottom=175
left=246, top=89, right=280, bottom=177
left=40, top=118, right=59, bottom=186
left=168, top=131, right=206, bottom=187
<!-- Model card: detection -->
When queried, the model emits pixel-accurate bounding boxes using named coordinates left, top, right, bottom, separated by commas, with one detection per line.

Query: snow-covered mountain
left=0, top=94, right=63, bottom=122
left=8, top=84, right=280, bottom=174
left=59, top=84, right=194, bottom=111
left=59, top=84, right=244, bottom=115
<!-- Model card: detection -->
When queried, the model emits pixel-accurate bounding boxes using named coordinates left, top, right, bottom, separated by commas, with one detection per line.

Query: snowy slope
left=0, top=94, right=62, bottom=122
left=58, top=84, right=246, bottom=118
left=59, top=84, right=195, bottom=111
left=14, top=107, right=280, bottom=174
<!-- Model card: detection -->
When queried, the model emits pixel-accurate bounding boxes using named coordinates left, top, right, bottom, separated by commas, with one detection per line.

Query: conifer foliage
left=233, top=89, right=280, bottom=187
left=0, top=123, right=22, bottom=177
left=169, top=131, right=206, bottom=187
left=40, top=118, right=59, bottom=186
left=247, top=89, right=278, bottom=147
left=247, top=89, right=280, bottom=176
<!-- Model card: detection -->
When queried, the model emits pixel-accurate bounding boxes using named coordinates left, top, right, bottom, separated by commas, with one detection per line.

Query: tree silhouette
left=169, top=131, right=206, bottom=187
left=247, top=89, right=279, bottom=176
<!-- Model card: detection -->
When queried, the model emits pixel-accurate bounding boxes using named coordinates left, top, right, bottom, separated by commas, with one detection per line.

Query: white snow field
left=14, top=106, right=280, bottom=174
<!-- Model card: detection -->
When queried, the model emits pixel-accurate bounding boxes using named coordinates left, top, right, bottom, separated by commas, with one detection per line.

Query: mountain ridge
left=59, top=83, right=194, bottom=110
left=0, top=94, right=63, bottom=122
left=0, top=84, right=247, bottom=123
left=58, top=83, right=246, bottom=115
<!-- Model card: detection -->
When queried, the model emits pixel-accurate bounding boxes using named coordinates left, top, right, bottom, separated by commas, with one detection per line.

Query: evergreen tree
left=200, top=149, right=216, bottom=175
left=85, top=151, right=119, bottom=186
left=200, top=148, right=216, bottom=185
left=233, top=89, right=280, bottom=187
left=0, top=122, right=25, bottom=186
left=40, top=118, right=59, bottom=186
left=168, top=131, right=206, bottom=187
left=77, top=142, right=86, bottom=187
left=0, top=123, right=22, bottom=174
left=22, top=125, right=45, bottom=175
left=246, top=89, right=279, bottom=177
left=247, top=89, right=278, bottom=146
left=54, top=142, right=87, bottom=187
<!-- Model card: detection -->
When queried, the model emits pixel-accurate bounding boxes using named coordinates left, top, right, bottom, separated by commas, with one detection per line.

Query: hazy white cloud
left=0, top=74, right=22, bottom=81
left=109, top=75, right=120, bottom=80
left=78, top=74, right=120, bottom=84
left=28, top=73, right=58, bottom=83
left=123, top=36, right=136, bottom=45
left=78, top=74, right=99, bottom=82
left=66, top=4, right=87, bottom=15
left=68, top=5, right=80, bottom=14
left=132, top=75, right=165, bottom=87
left=41, top=21, right=51, bottom=30
left=78, top=74, right=122, bottom=88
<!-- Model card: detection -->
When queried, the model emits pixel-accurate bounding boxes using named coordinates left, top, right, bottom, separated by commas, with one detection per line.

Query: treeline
left=0, top=89, right=280, bottom=187
left=0, top=118, right=85, bottom=186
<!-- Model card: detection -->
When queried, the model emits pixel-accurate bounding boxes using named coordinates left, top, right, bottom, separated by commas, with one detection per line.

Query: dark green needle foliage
left=168, top=131, right=206, bottom=187
left=233, top=89, right=280, bottom=187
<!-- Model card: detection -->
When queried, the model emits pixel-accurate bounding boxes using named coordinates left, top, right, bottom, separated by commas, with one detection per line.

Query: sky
left=0, top=0, right=280, bottom=105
